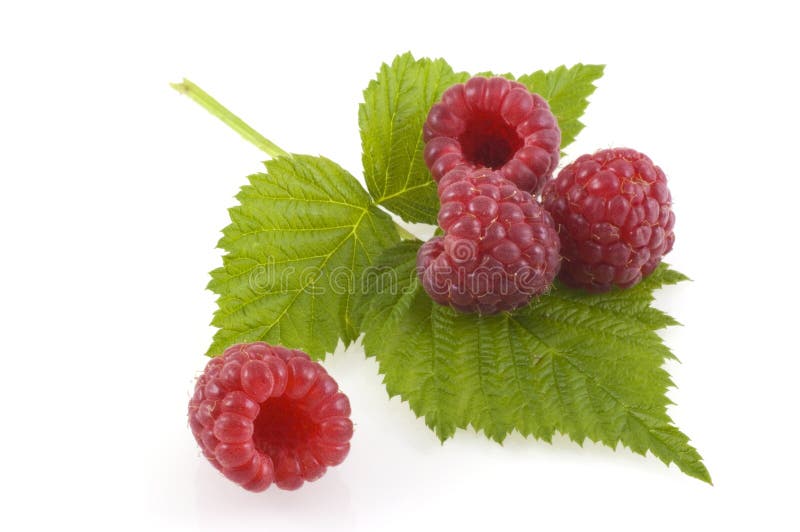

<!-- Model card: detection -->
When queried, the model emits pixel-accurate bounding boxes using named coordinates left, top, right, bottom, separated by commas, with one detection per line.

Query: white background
left=1, top=1, right=798, bottom=530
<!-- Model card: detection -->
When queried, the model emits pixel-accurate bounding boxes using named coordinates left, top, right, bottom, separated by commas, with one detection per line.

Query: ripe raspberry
left=542, top=147, right=675, bottom=292
left=423, top=76, right=560, bottom=195
left=188, top=342, right=353, bottom=492
left=417, top=167, right=561, bottom=314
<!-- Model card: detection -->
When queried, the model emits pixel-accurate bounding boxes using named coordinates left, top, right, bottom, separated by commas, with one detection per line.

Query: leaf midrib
left=218, top=208, right=368, bottom=325
left=255, top=209, right=368, bottom=342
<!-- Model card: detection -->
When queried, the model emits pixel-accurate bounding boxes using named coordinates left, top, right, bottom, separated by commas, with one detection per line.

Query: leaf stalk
left=170, top=78, right=291, bottom=159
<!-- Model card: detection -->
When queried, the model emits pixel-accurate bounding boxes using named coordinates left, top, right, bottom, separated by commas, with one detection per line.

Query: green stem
left=172, top=78, right=417, bottom=240
left=170, top=79, right=291, bottom=159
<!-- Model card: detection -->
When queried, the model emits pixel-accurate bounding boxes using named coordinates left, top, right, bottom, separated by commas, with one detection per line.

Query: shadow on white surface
left=193, top=464, right=355, bottom=529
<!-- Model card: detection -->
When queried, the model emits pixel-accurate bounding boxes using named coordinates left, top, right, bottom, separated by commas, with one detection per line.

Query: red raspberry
left=417, top=167, right=561, bottom=314
left=423, top=76, right=560, bottom=195
left=542, top=147, right=675, bottom=292
left=188, top=342, right=353, bottom=492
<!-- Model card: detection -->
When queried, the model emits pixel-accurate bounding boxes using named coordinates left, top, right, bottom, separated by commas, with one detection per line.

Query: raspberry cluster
left=542, top=148, right=675, bottom=291
left=188, top=342, right=353, bottom=492
left=419, top=78, right=676, bottom=306
left=423, top=76, right=561, bottom=195
left=417, top=167, right=561, bottom=313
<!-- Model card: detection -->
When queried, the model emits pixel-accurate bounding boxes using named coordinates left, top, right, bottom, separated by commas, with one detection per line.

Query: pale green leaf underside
left=360, top=241, right=709, bottom=484
left=207, top=155, right=399, bottom=358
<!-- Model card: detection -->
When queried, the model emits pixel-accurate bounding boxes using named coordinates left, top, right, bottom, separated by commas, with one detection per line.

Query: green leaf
left=359, top=52, right=469, bottom=224
left=207, top=154, right=399, bottom=359
left=517, top=64, right=605, bottom=151
left=360, top=241, right=710, bottom=484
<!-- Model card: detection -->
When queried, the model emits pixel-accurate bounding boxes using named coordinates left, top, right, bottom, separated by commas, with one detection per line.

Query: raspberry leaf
left=360, top=52, right=469, bottom=224
left=359, top=241, right=710, bottom=484
left=207, top=155, right=399, bottom=358
left=517, top=64, right=605, bottom=151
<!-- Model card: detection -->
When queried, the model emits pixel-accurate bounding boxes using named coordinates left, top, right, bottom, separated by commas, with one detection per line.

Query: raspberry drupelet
left=423, top=76, right=561, bottom=195
left=417, top=167, right=561, bottom=314
left=188, top=342, right=353, bottom=491
left=542, top=147, right=675, bottom=292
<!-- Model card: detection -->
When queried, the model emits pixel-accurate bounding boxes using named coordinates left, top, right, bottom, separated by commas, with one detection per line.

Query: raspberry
left=423, top=76, right=560, bottom=195
left=417, top=167, right=561, bottom=314
left=188, top=342, right=353, bottom=492
left=541, top=147, right=675, bottom=292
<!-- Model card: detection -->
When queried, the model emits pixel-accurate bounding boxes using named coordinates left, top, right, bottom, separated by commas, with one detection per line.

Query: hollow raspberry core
left=253, top=396, right=315, bottom=453
left=423, top=76, right=561, bottom=195
left=459, top=112, right=523, bottom=169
